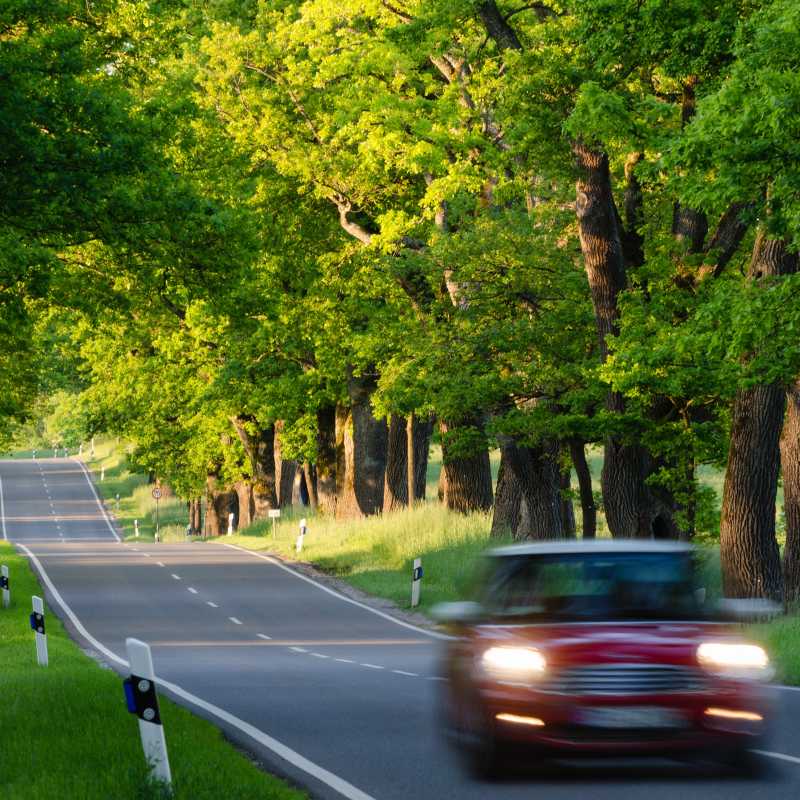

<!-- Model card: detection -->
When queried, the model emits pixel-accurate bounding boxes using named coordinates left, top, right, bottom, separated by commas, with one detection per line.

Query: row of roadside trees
left=4, top=0, right=800, bottom=602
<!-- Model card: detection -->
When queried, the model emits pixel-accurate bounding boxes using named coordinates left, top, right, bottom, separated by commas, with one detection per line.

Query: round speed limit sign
left=151, top=487, right=162, bottom=500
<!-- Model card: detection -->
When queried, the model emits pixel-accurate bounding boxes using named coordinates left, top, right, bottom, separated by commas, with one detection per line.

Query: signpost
left=152, top=487, right=162, bottom=542
left=268, top=508, right=281, bottom=538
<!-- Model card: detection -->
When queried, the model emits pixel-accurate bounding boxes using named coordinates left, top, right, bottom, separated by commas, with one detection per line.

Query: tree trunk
left=384, top=414, right=408, bottom=512
left=230, top=416, right=278, bottom=518
left=560, top=460, right=576, bottom=537
left=574, top=142, right=669, bottom=538
left=490, top=436, right=562, bottom=538
left=720, top=234, right=797, bottom=600
left=782, top=380, right=800, bottom=605
left=205, top=474, right=223, bottom=536
left=188, top=498, right=202, bottom=535
left=234, top=481, right=253, bottom=529
left=439, top=420, right=493, bottom=514
left=292, top=466, right=309, bottom=506
left=316, top=405, right=337, bottom=515
left=335, top=372, right=388, bottom=519
left=383, top=414, right=432, bottom=512
left=569, top=439, right=596, bottom=539
left=304, top=462, right=319, bottom=511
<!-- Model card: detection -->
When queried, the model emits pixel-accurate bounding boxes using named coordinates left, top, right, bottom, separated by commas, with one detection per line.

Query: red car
left=434, top=541, right=773, bottom=778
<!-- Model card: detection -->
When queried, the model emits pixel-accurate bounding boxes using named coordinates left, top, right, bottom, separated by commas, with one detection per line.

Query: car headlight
left=697, top=642, right=773, bottom=681
left=481, top=647, right=546, bottom=682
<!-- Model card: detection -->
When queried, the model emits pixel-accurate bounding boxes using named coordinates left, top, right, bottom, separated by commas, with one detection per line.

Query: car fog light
left=704, top=707, right=763, bottom=722
left=496, top=713, right=545, bottom=727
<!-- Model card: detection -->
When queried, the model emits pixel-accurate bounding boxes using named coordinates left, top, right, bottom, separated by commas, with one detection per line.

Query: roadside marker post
left=295, top=518, right=307, bottom=553
left=152, top=487, right=162, bottom=542
left=90, top=437, right=95, bottom=457
left=269, top=508, right=281, bottom=538
left=123, top=638, right=172, bottom=790
left=227, top=512, right=234, bottom=536
left=100, top=467, right=105, bottom=482
left=1, top=565, right=9, bottom=608
left=79, top=443, right=83, bottom=457
left=116, top=493, right=121, bottom=512
left=30, top=596, right=48, bottom=666
left=411, top=558, right=423, bottom=608
left=135, top=519, right=139, bottom=538
left=32, top=450, right=37, bottom=460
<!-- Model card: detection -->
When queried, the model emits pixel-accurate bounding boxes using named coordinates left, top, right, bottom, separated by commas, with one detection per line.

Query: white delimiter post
left=295, top=518, right=307, bottom=553
left=411, top=558, right=422, bottom=608
left=31, top=596, right=48, bottom=666
left=1, top=564, right=9, bottom=608
left=227, top=512, right=234, bottom=536
left=126, top=638, right=172, bottom=788
left=134, top=519, right=139, bottom=538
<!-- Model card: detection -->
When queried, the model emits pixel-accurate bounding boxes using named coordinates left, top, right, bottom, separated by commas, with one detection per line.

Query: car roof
left=487, top=539, right=693, bottom=557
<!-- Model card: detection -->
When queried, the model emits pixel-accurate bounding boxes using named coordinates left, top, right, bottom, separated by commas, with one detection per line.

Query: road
left=3, top=456, right=800, bottom=800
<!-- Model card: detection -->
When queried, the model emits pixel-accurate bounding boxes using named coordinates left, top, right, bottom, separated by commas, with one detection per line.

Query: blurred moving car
left=433, top=541, right=773, bottom=778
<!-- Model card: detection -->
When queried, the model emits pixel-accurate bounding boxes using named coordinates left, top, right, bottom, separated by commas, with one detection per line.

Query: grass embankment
left=0, top=542, right=305, bottom=800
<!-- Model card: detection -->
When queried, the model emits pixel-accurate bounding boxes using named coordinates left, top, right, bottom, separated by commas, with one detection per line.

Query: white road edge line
left=171, top=574, right=181, bottom=581
left=187, top=588, right=198, bottom=594
left=69, top=458, right=121, bottom=542
left=360, top=663, right=383, bottom=670
left=17, top=543, right=377, bottom=800
left=0, top=476, right=7, bottom=541
left=257, top=634, right=272, bottom=641
left=392, top=670, right=418, bottom=677
left=207, top=601, right=218, bottom=608
left=754, top=749, right=800, bottom=765
left=223, top=543, right=452, bottom=641
left=229, top=616, right=243, bottom=625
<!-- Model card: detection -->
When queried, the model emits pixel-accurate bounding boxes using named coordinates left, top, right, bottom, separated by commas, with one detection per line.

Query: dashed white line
left=392, top=669, right=418, bottom=677
left=360, top=663, right=383, bottom=670
left=257, top=634, right=272, bottom=641
left=335, top=658, right=355, bottom=664
left=311, top=652, right=329, bottom=659
left=171, top=574, right=181, bottom=580
left=187, top=587, right=198, bottom=594
left=142, top=553, right=151, bottom=558
left=427, top=676, right=446, bottom=682
left=206, top=601, right=218, bottom=608
left=156, top=561, right=165, bottom=567
left=229, top=617, right=243, bottom=625
left=754, top=749, right=800, bottom=766
left=290, top=646, right=307, bottom=653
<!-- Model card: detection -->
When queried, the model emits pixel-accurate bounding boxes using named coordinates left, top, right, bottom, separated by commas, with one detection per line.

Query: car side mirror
left=717, top=598, right=781, bottom=622
left=430, top=601, right=483, bottom=625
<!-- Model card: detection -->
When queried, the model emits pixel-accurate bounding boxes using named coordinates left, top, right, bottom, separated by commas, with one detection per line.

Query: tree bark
left=384, top=414, right=409, bottom=512
left=569, top=439, right=596, bottom=538
left=234, top=480, right=253, bottom=529
left=439, top=420, right=493, bottom=514
left=574, top=142, right=661, bottom=538
left=782, top=380, right=800, bottom=605
left=490, top=436, right=562, bottom=538
left=304, top=462, right=319, bottom=511
left=560, top=460, right=576, bottom=537
left=188, top=498, right=202, bottom=535
left=335, top=371, right=388, bottom=519
left=384, top=413, right=432, bottom=512
left=316, top=405, right=337, bottom=515
left=230, top=416, right=278, bottom=518
left=720, top=233, right=797, bottom=600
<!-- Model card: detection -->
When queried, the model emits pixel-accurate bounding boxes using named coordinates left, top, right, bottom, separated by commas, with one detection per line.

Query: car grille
left=540, top=664, right=705, bottom=695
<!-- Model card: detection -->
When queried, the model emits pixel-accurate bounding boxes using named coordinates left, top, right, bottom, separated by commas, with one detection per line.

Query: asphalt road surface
left=3, top=456, right=800, bottom=800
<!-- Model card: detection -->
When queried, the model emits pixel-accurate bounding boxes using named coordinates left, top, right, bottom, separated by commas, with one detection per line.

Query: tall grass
left=226, top=503, right=508, bottom=611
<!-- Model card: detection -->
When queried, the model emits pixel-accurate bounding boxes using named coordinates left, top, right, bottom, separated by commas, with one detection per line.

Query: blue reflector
left=123, top=679, right=137, bottom=714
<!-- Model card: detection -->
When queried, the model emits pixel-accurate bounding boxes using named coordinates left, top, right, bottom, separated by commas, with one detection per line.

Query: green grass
left=224, top=503, right=506, bottom=612
left=751, top=615, right=800, bottom=685
left=0, top=542, right=305, bottom=800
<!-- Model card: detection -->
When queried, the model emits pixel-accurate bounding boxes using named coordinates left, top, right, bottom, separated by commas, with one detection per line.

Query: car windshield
left=480, top=552, right=704, bottom=623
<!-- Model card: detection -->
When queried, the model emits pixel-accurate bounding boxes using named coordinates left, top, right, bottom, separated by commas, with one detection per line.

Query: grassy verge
left=224, top=503, right=506, bottom=612
left=0, top=542, right=305, bottom=800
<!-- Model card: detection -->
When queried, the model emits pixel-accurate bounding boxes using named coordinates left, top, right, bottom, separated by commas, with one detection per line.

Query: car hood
left=475, top=621, right=731, bottom=667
